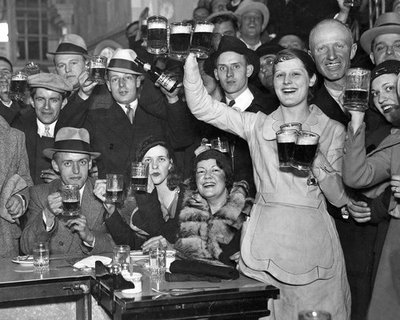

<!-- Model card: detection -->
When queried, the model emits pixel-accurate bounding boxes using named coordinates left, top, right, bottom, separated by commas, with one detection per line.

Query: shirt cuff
left=14, top=193, right=27, bottom=211
left=83, top=237, right=95, bottom=248
left=42, top=210, right=55, bottom=231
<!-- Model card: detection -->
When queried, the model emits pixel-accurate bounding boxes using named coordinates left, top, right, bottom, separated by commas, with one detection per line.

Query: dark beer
left=10, top=79, right=28, bottom=97
left=141, top=22, right=148, bottom=40
left=147, top=27, right=168, bottom=54
left=277, top=142, right=295, bottom=165
left=106, top=189, right=123, bottom=203
left=89, top=67, right=106, bottom=84
left=61, top=199, right=80, bottom=221
left=170, top=33, right=191, bottom=53
left=131, top=176, right=147, bottom=191
left=343, top=88, right=369, bottom=110
left=292, top=144, right=318, bottom=170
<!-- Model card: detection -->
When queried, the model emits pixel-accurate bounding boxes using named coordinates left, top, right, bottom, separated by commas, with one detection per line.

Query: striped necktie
left=44, top=125, right=51, bottom=137
left=126, top=104, right=134, bottom=124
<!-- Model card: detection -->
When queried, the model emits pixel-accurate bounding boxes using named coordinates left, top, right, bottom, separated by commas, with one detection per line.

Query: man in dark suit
left=21, top=127, right=114, bottom=255
left=13, top=73, right=72, bottom=185
left=85, top=48, right=194, bottom=179
left=0, top=56, right=24, bottom=125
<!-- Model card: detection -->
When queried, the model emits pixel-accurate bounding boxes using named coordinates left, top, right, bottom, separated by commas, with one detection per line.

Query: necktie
left=228, top=100, right=235, bottom=107
left=126, top=104, right=134, bottom=124
left=44, top=125, right=51, bottom=137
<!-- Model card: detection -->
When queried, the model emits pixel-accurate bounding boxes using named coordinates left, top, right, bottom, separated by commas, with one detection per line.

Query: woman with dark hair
left=174, top=149, right=252, bottom=266
left=94, top=136, right=185, bottom=249
left=183, top=49, right=350, bottom=319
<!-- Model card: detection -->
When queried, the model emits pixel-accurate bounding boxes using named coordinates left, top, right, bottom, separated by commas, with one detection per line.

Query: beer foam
left=132, top=175, right=147, bottom=179
left=296, top=135, right=319, bottom=145
left=171, top=25, right=191, bottom=34
left=277, top=135, right=296, bottom=143
left=107, top=188, right=123, bottom=192
left=12, top=74, right=26, bottom=80
left=194, top=24, right=214, bottom=32
left=148, top=21, right=167, bottom=29
left=63, top=198, right=79, bottom=202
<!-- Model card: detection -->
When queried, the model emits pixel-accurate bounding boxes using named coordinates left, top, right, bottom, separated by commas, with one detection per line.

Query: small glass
left=169, top=22, right=192, bottom=61
left=190, top=21, right=214, bottom=59
left=276, top=129, right=298, bottom=168
left=131, top=161, right=149, bottom=192
left=147, top=15, right=168, bottom=55
left=343, top=68, right=371, bottom=112
left=149, top=242, right=166, bottom=278
left=106, top=174, right=124, bottom=204
left=9, top=71, right=28, bottom=101
left=33, top=241, right=49, bottom=273
left=111, top=245, right=131, bottom=273
left=280, top=122, right=302, bottom=132
left=210, top=137, right=229, bottom=153
left=88, top=55, right=107, bottom=84
left=343, top=0, right=361, bottom=7
left=298, top=310, right=332, bottom=320
left=60, top=184, right=81, bottom=221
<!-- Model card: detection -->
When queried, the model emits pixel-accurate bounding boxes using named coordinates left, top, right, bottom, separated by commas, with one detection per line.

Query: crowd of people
left=1, top=0, right=400, bottom=319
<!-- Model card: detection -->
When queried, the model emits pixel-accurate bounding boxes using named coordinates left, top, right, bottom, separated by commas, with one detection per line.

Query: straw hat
left=47, top=34, right=88, bottom=59
left=107, top=48, right=143, bottom=75
left=235, top=0, right=270, bottom=31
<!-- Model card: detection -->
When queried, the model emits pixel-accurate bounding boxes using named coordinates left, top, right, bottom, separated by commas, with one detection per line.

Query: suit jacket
left=20, top=178, right=114, bottom=255
left=0, top=100, right=23, bottom=126
left=13, top=109, right=54, bottom=185
left=0, top=116, right=32, bottom=257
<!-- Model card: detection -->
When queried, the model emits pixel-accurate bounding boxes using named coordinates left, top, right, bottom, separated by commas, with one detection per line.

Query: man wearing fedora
left=21, top=127, right=114, bottom=255
left=235, top=0, right=269, bottom=50
left=194, top=36, right=276, bottom=196
left=13, top=73, right=72, bottom=185
left=84, top=48, right=193, bottom=179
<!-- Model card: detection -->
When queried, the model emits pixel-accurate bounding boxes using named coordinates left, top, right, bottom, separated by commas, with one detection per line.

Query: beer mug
left=291, top=131, right=320, bottom=171
left=147, top=15, right=168, bottom=55
left=88, top=55, right=107, bottom=84
left=280, top=122, right=302, bottom=132
left=343, top=68, right=371, bottom=112
left=190, top=21, right=214, bottom=59
left=210, top=137, right=229, bottom=153
left=106, top=174, right=124, bottom=204
left=169, top=22, right=192, bottom=61
left=131, top=161, right=149, bottom=192
left=9, top=71, right=28, bottom=101
left=141, top=19, right=148, bottom=43
left=276, top=129, right=298, bottom=168
left=60, top=184, right=81, bottom=221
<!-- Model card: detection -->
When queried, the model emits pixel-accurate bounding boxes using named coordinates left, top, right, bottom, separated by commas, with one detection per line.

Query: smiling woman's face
left=195, top=159, right=226, bottom=200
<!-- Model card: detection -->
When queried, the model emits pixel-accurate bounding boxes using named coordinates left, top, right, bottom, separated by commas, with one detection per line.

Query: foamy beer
left=106, top=174, right=124, bottom=204
left=276, top=129, right=298, bottom=168
left=190, top=21, right=214, bottom=59
left=88, top=55, right=107, bottom=84
left=169, top=22, right=192, bottom=61
left=131, top=161, right=149, bottom=192
left=60, top=184, right=81, bottom=221
left=291, top=131, right=320, bottom=171
left=9, top=71, right=28, bottom=101
left=147, top=15, right=168, bottom=54
left=280, top=122, right=302, bottom=132
left=343, top=68, right=370, bottom=112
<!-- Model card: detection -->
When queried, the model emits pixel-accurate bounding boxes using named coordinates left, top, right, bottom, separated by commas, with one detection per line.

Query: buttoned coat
left=21, top=178, right=114, bottom=255
left=184, top=67, right=351, bottom=320
left=0, top=116, right=32, bottom=257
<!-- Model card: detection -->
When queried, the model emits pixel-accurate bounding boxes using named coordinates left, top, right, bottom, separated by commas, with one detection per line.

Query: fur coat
left=174, top=181, right=253, bottom=264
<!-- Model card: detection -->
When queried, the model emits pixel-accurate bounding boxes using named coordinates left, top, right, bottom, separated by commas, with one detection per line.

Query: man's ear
left=214, top=69, right=220, bottom=81
left=29, top=96, right=34, bottom=108
left=106, top=80, right=111, bottom=92
left=350, top=42, right=358, bottom=60
left=246, top=64, right=254, bottom=78
left=369, top=52, right=375, bottom=65
left=88, top=159, right=93, bottom=171
left=61, top=97, right=68, bottom=109
left=52, top=159, right=60, bottom=173
left=136, top=75, right=144, bottom=88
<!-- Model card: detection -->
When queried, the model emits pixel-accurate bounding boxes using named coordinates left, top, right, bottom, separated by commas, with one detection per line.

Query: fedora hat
left=207, top=10, right=238, bottom=24
left=235, top=0, right=270, bottom=31
left=107, top=48, right=143, bottom=75
left=43, top=127, right=100, bottom=160
left=47, top=34, right=88, bottom=59
left=214, top=35, right=260, bottom=77
left=28, top=73, right=73, bottom=94
left=360, top=13, right=400, bottom=54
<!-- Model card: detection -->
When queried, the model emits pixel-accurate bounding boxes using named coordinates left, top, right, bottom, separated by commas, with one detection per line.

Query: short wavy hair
left=136, top=136, right=182, bottom=190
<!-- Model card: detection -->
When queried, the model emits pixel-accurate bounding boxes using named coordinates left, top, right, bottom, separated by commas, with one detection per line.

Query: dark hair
left=190, top=149, right=233, bottom=191
left=29, top=87, right=69, bottom=100
left=210, top=14, right=238, bottom=32
left=136, top=136, right=182, bottom=190
left=0, top=56, right=13, bottom=72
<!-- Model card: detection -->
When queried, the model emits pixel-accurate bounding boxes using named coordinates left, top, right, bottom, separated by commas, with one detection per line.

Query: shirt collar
left=117, top=99, right=138, bottom=113
left=226, top=87, right=254, bottom=112
left=239, top=37, right=262, bottom=51
left=36, top=119, right=57, bottom=138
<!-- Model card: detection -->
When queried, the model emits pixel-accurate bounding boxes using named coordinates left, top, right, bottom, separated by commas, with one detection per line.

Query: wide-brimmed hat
left=360, top=13, right=400, bottom=54
left=107, top=48, right=143, bottom=75
left=28, top=73, right=73, bottom=94
left=46, top=34, right=88, bottom=59
left=235, top=0, right=270, bottom=31
left=214, top=35, right=260, bottom=77
left=43, top=127, right=100, bottom=159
